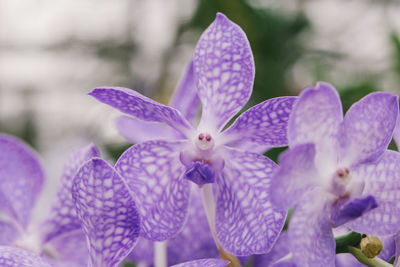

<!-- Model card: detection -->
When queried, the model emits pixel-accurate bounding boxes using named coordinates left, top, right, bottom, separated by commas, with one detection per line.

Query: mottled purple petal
left=116, top=116, right=181, bottom=143
left=44, top=230, right=89, bottom=267
left=41, top=144, right=99, bottom=244
left=253, top=232, right=291, bottom=267
left=289, top=189, right=335, bottom=267
left=270, top=261, right=297, bottom=267
left=168, top=189, right=218, bottom=265
left=347, top=150, right=400, bottom=235
left=0, top=246, right=51, bottom=267
left=171, top=258, right=229, bottom=267
left=271, top=143, right=318, bottom=210
left=89, top=87, right=193, bottom=137
left=340, top=92, right=398, bottom=165
left=379, top=234, right=395, bottom=261
left=0, top=133, right=45, bottom=228
left=0, top=220, right=19, bottom=245
left=215, top=147, right=285, bottom=255
left=169, top=60, right=200, bottom=124
left=288, top=82, right=343, bottom=148
left=221, top=97, right=296, bottom=147
left=331, top=195, right=377, bottom=227
left=115, top=140, right=190, bottom=241
left=126, top=237, right=153, bottom=264
left=72, top=158, right=140, bottom=267
left=335, top=253, right=364, bottom=267
left=194, top=13, right=255, bottom=132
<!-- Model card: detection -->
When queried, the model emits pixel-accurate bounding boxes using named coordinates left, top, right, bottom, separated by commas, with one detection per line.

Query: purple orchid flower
left=89, top=13, right=296, bottom=256
left=72, top=157, right=141, bottom=267
left=271, top=82, right=400, bottom=266
left=0, top=133, right=99, bottom=266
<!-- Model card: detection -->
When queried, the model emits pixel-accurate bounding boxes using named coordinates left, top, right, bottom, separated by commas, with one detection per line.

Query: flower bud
left=360, top=235, right=383, bottom=258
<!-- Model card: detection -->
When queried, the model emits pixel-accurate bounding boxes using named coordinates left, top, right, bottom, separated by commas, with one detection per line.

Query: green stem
left=335, top=231, right=362, bottom=254
left=347, top=246, right=392, bottom=267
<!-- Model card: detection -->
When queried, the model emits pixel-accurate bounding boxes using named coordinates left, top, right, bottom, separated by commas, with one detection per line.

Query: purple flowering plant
left=0, top=134, right=97, bottom=266
left=90, top=12, right=296, bottom=260
left=2, top=11, right=400, bottom=267
left=271, top=83, right=400, bottom=266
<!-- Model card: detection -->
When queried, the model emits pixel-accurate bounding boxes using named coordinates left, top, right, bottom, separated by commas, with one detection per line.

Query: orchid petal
left=0, top=246, right=51, bottom=267
left=44, top=230, right=88, bottom=267
left=168, top=188, right=218, bottom=265
left=335, top=253, right=364, bottom=267
left=0, top=133, right=45, bottom=228
left=331, top=195, right=377, bottom=227
left=289, top=189, right=335, bottom=267
left=126, top=237, right=153, bottom=265
left=379, top=234, right=395, bottom=261
left=72, top=158, right=140, bottom=267
left=271, top=143, right=318, bottom=210
left=340, top=92, right=398, bottom=165
left=171, top=258, right=229, bottom=267
left=89, top=87, right=193, bottom=137
left=221, top=97, right=296, bottom=147
left=347, top=150, right=400, bottom=235
left=0, top=220, right=19, bottom=245
left=215, top=147, right=285, bottom=255
left=288, top=82, right=343, bottom=148
left=194, top=13, right=255, bottom=132
left=169, top=60, right=200, bottom=124
left=253, top=232, right=291, bottom=267
left=115, top=140, right=190, bottom=241
left=270, top=262, right=297, bottom=267
left=42, top=144, right=99, bottom=244
left=116, top=116, right=181, bottom=143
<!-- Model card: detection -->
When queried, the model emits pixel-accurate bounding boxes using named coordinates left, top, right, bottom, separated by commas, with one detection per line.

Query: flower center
left=195, top=133, right=214, bottom=151
left=331, top=167, right=351, bottom=199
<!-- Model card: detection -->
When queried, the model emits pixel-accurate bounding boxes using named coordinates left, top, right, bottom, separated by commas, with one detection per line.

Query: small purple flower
left=271, top=83, right=400, bottom=266
left=90, top=13, right=296, bottom=255
left=0, top=133, right=98, bottom=266
left=72, top=158, right=141, bottom=267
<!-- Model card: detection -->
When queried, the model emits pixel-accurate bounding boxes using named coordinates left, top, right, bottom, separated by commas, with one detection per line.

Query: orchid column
left=90, top=13, right=295, bottom=262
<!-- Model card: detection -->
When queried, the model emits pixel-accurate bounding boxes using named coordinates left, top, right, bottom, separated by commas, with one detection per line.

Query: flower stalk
left=200, top=184, right=242, bottom=267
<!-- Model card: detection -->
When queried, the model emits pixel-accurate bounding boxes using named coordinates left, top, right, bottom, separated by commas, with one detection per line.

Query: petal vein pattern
left=171, top=258, right=229, bottom=267
left=0, top=246, right=51, bottom=267
left=347, top=150, right=400, bottom=235
left=72, top=158, right=140, bottom=267
left=89, top=87, right=193, bottom=137
left=339, top=92, right=399, bottom=165
left=42, top=144, right=99, bottom=243
left=289, top=190, right=335, bottom=267
left=222, top=96, right=296, bottom=147
left=288, top=82, right=343, bottom=148
left=215, top=147, right=285, bottom=255
left=194, top=13, right=255, bottom=131
left=115, top=140, right=190, bottom=241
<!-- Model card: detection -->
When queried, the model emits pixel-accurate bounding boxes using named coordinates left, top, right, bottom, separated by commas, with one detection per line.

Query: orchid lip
left=184, top=160, right=215, bottom=186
